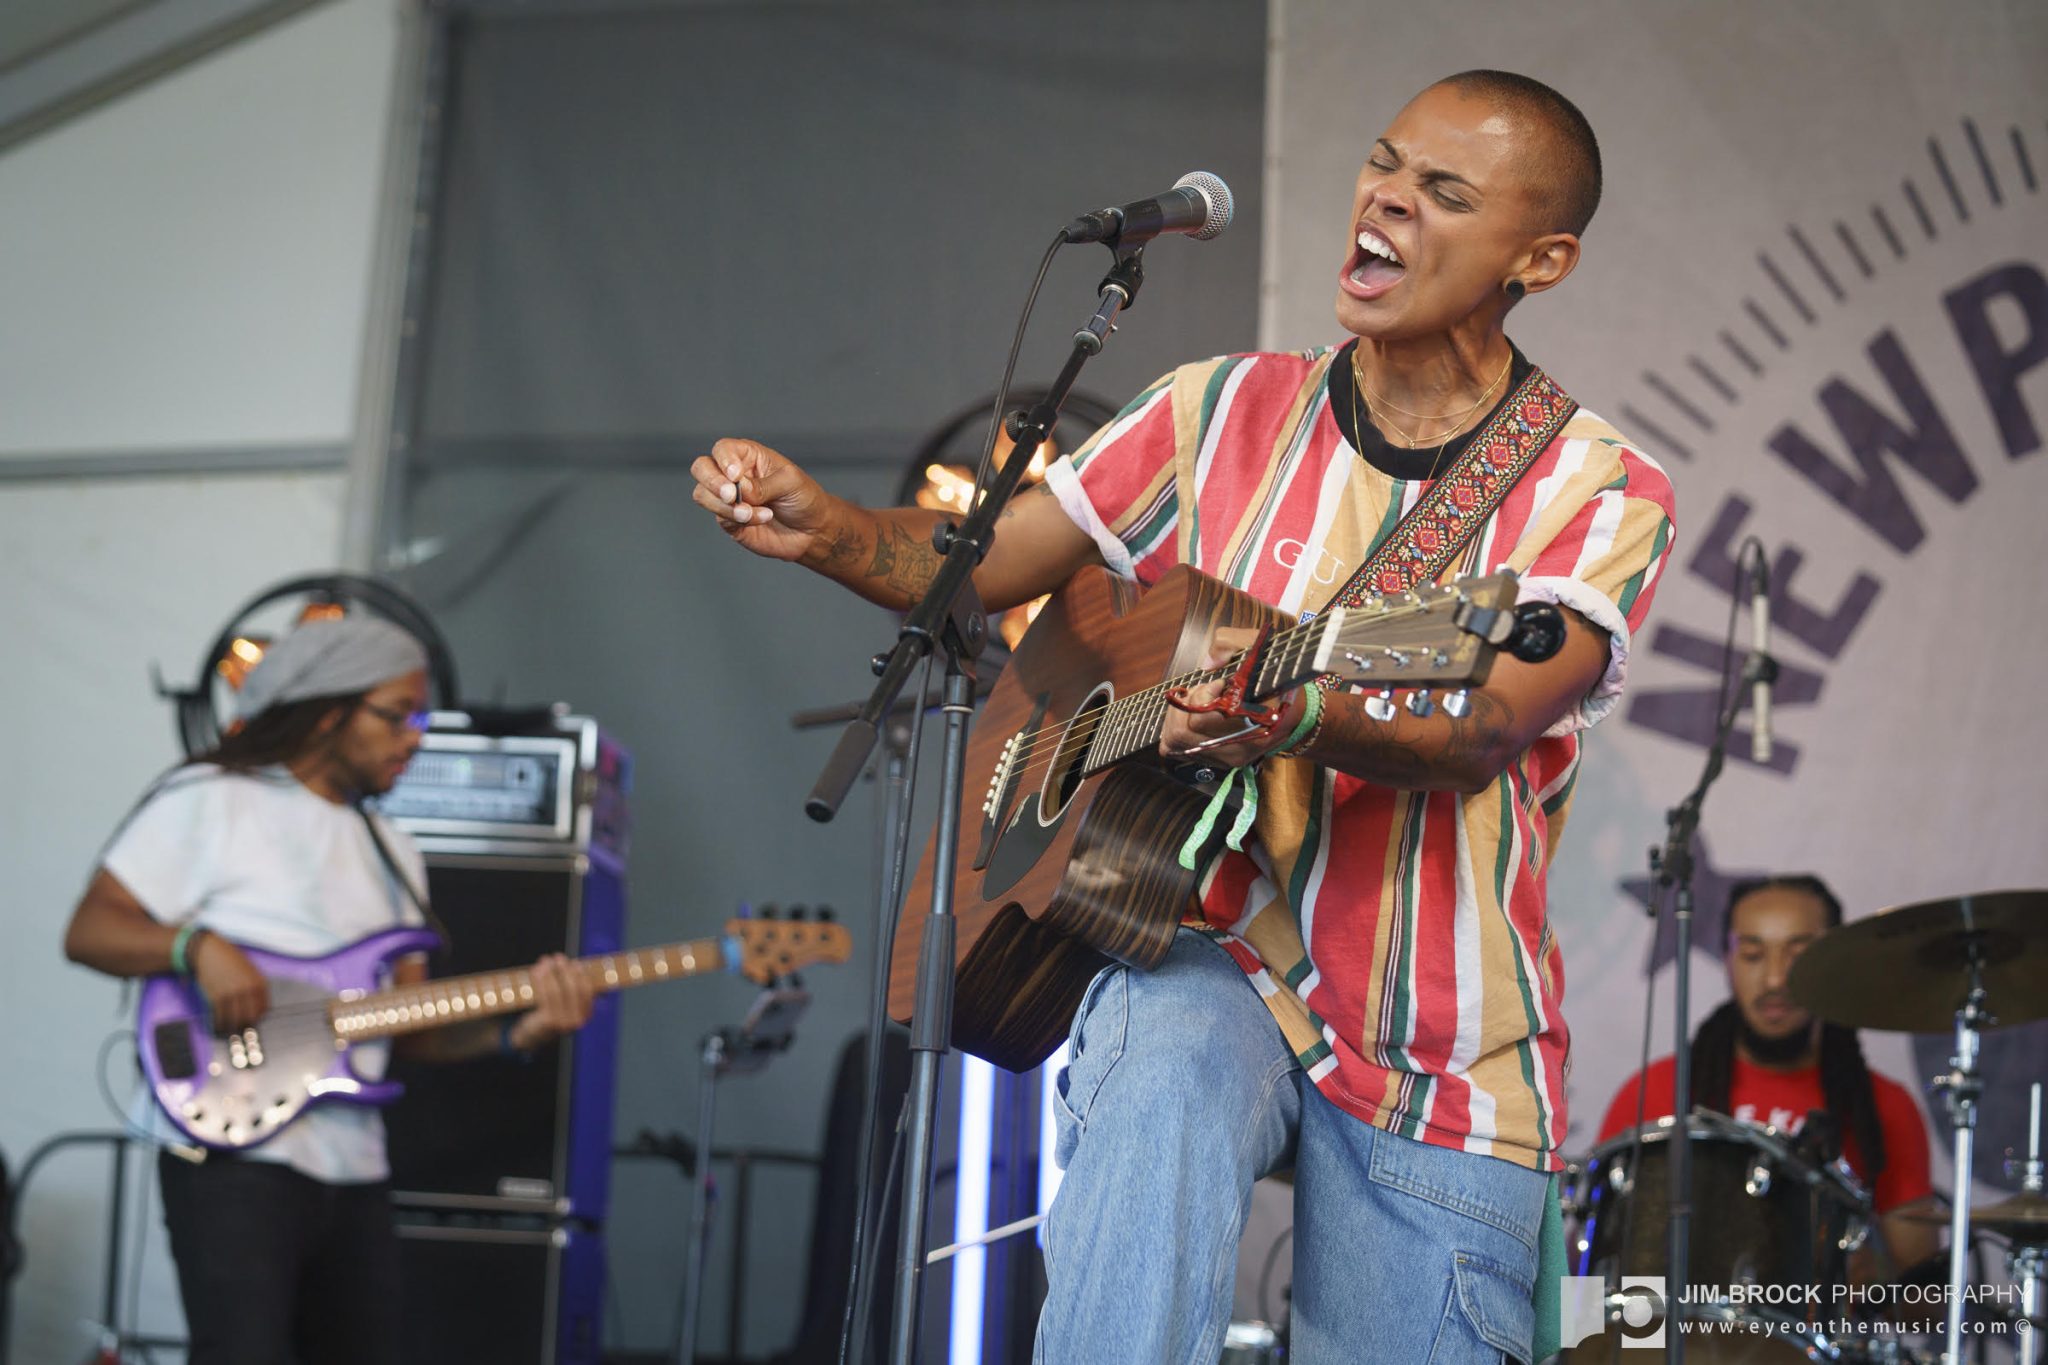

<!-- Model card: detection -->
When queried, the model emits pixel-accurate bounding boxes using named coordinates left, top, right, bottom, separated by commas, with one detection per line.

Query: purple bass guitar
left=137, top=917, right=851, bottom=1150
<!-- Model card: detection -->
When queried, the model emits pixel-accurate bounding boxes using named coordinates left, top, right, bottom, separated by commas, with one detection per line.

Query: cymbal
left=1787, top=889, right=2048, bottom=1033
left=1901, top=1191, right=2048, bottom=1241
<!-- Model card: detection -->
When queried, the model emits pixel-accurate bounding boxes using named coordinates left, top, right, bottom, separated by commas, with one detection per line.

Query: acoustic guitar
left=139, top=915, right=851, bottom=1150
left=888, top=562, right=1558, bottom=1071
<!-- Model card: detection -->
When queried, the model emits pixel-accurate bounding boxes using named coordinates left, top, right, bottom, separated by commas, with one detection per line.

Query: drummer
left=1597, top=874, right=1943, bottom=1277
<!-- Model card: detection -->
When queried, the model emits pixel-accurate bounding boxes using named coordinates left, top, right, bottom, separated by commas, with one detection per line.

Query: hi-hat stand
left=1930, top=932, right=1989, bottom=1363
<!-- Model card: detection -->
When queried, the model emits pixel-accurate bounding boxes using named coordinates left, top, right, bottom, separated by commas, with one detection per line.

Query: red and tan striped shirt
left=1044, top=346, right=1678, bottom=1171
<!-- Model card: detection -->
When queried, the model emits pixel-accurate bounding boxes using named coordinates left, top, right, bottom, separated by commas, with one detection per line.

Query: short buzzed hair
left=1436, top=69, right=1602, bottom=238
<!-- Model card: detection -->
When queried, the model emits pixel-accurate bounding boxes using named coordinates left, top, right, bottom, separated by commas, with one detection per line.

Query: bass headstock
left=725, top=908, right=853, bottom=985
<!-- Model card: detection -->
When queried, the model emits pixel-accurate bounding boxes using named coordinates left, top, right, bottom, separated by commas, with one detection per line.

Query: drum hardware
left=1788, top=889, right=2048, bottom=1363
left=2008, top=1082, right=2043, bottom=1365
left=1570, top=1111, right=1874, bottom=1361
left=1219, top=1319, right=1285, bottom=1365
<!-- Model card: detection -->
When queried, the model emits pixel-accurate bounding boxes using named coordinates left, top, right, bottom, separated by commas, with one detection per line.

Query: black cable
left=966, top=231, right=1070, bottom=502
left=852, top=1106, right=909, bottom=1357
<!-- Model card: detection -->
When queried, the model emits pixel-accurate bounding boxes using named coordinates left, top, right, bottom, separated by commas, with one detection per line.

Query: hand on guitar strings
left=190, top=932, right=270, bottom=1032
left=503, top=954, right=598, bottom=1051
left=1158, top=627, right=1311, bottom=770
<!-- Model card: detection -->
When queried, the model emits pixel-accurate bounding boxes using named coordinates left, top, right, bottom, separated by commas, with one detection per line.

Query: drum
left=1562, top=1112, right=1874, bottom=1361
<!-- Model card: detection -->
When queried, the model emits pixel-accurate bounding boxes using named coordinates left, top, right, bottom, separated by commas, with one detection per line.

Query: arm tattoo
left=812, top=524, right=866, bottom=574
left=1316, top=689, right=1518, bottom=791
left=866, top=521, right=940, bottom=601
left=1000, top=483, right=1052, bottom=521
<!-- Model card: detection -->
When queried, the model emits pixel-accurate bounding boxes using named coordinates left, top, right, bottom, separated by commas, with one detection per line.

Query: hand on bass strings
left=191, top=933, right=270, bottom=1032
left=505, top=953, right=597, bottom=1051
left=1158, top=626, right=1309, bottom=770
left=690, top=438, right=840, bottom=562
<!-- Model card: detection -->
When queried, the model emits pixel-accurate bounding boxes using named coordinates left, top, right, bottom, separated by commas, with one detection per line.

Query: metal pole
left=1938, top=966, right=1986, bottom=1363
left=676, top=1034, right=727, bottom=1365
left=1665, top=885, right=1691, bottom=1365
left=886, top=663, right=978, bottom=1365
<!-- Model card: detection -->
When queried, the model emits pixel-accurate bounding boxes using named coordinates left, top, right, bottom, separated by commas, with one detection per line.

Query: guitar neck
left=1086, top=614, right=1334, bottom=770
left=331, top=937, right=730, bottom=1042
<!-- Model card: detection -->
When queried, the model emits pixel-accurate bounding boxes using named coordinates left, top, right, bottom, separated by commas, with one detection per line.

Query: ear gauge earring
left=1504, top=279, right=1527, bottom=300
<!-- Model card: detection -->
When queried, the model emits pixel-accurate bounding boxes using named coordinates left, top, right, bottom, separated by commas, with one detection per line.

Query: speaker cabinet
left=395, top=1215, right=604, bottom=1365
left=384, top=849, right=625, bottom=1220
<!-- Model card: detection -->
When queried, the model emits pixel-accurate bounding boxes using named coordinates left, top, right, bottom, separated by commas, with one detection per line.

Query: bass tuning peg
left=1404, top=689, right=1436, bottom=718
left=1364, top=689, right=1397, bottom=723
left=1442, top=689, right=1472, bottom=719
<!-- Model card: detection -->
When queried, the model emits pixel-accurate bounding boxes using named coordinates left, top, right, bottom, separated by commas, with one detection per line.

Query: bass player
left=62, top=615, right=595, bottom=1365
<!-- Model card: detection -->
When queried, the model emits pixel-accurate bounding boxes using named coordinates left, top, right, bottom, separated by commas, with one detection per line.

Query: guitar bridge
left=971, top=730, right=1024, bottom=871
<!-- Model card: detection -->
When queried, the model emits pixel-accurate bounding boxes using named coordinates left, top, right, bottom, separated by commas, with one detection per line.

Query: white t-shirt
left=102, top=764, right=428, bottom=1183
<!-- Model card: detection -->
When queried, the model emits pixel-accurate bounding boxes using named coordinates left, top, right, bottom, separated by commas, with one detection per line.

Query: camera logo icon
left=1557, top=1276, right=1667, bottom=1350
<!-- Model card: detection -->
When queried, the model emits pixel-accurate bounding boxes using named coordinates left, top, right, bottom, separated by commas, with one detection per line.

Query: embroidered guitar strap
left=1314, top=364, right=1578, bottom=688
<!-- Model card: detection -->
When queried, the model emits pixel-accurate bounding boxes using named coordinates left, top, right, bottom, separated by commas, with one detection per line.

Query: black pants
left=157, top=1152, right=402, bottom=1365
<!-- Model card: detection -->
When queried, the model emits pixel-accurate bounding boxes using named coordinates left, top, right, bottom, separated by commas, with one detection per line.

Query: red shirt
left=1597, top=1054, right=1934, bottom=1213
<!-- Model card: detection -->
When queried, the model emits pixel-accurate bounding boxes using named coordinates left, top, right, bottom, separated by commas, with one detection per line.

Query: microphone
left=1748, top=550, right=1775, bottom=764
left=1064, top=172, right=1234, bottom=246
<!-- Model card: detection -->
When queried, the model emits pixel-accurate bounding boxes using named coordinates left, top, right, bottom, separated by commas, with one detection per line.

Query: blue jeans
left=1035, top=931, right=1548, bottom=1365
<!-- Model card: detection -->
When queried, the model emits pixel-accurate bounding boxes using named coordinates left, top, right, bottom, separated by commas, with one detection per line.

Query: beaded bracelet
left=1274, top=683, right=1327, bottom=758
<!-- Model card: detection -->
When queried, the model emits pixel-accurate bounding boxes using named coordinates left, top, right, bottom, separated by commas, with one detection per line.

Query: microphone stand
left=1644, top=541, right=1771, bottom=1365
left=806, top=244, right=1148, bottom=1365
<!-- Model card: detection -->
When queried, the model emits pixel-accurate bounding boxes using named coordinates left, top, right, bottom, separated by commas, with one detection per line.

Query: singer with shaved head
left=697, top=70, right=1677, bottom=1363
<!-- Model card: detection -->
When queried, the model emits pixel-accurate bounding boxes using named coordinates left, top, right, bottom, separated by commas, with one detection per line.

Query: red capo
left=1165, top=626, right=1290, bottom=756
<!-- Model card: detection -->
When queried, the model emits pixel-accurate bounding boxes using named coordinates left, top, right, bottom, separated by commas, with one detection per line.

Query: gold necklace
left=1351, top=349, right=1512, bottom=449
left=1348, top=362, right=1459, bottom=481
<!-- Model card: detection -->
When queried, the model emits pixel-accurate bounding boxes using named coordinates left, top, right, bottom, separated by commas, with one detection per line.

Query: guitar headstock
left=1316, top=571, right=1525, bottom=693
left=726, top=910, right=853, bottom=984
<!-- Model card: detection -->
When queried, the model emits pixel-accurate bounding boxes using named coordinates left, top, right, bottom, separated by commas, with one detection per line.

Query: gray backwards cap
left=235, top=616, right=430, bottom=720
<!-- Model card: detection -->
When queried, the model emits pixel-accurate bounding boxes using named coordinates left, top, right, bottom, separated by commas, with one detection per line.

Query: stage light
left=898, top=390, right=1117, bottom=653
left=949, top=1055, right=997, bottom=1365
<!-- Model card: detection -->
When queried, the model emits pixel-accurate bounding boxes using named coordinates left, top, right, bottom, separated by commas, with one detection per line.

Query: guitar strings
left=990, top=596, right=1447, bottom=786
left=233, top=940, right=727, bottom=1030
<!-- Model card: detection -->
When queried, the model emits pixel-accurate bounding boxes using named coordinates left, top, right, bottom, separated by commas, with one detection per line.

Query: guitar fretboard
left=330, top=937, right=729, bottom=1042
left=1079, top=613, right=1335, bottom=771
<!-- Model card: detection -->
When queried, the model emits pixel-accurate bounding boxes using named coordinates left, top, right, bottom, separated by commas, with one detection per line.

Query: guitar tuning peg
left=788, top=905, right=808, bottom=921
left=1442, top=688, right=1472, bottom=719
left=1364, top=689, right=1397, bottom=723
left=816, top=906, right=835, bottom=923
left=1404, top=689, right=1436, bottom=718
left=757, top=905, right=777, bottom=919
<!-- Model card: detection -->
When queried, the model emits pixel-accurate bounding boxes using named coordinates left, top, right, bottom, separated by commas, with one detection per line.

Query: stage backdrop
left=1264, top=0, right=2048, bottom=1190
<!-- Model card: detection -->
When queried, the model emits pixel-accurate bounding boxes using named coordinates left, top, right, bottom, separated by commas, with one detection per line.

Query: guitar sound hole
left=1038, top=684, right=1112, bottom=825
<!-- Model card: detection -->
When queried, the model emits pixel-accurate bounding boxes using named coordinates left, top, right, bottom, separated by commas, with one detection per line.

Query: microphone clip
left=1073, top=249, right=1146, bottom=355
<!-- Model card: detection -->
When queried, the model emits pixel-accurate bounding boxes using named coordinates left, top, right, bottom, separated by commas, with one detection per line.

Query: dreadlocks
left=1691, top=874, right=1887, bottom=1182
left=197, top=692, right=366, bottom=774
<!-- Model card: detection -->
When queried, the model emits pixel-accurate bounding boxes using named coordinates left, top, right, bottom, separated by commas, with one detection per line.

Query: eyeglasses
left=362, top=701, right=432, bottom=734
